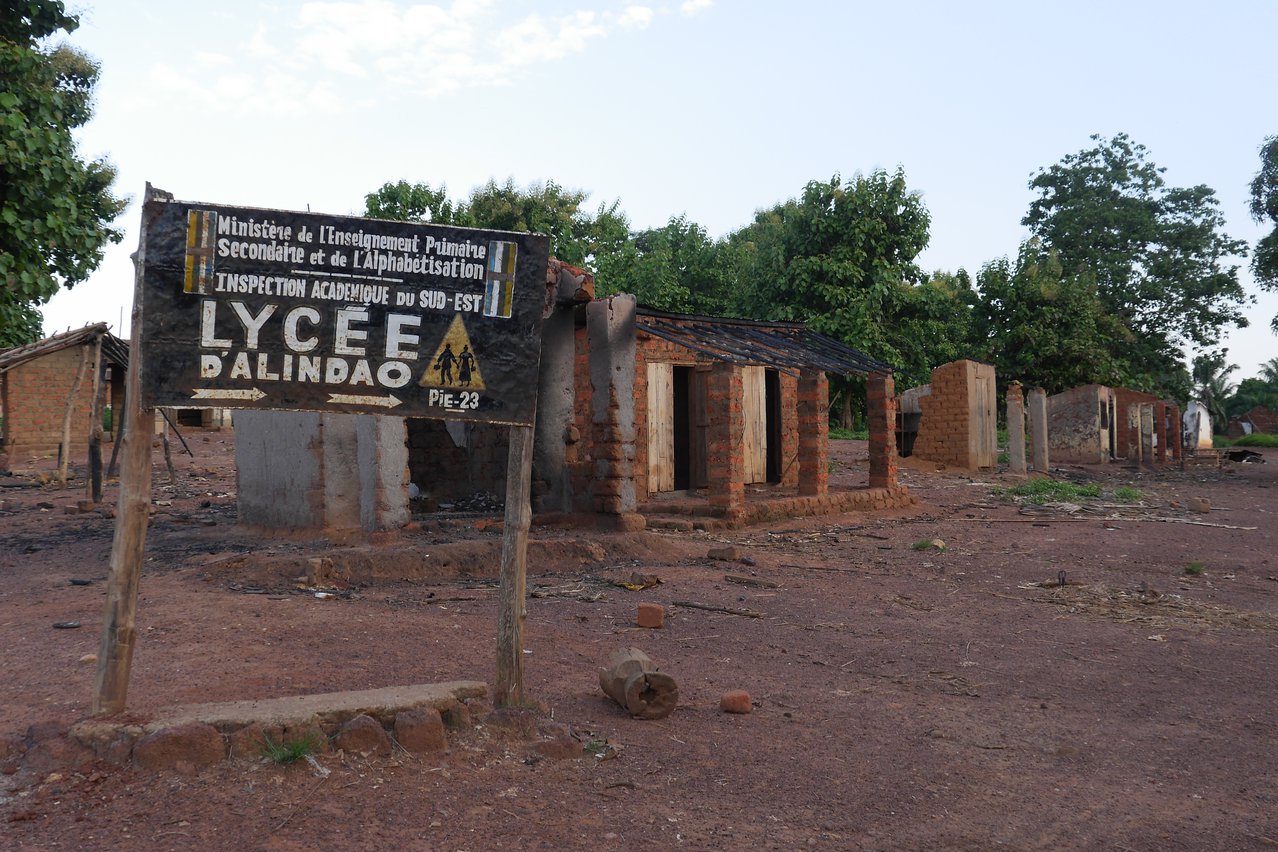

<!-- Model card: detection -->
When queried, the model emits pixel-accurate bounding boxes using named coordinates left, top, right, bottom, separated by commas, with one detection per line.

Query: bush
left=1232, top=433, right=1278, bottom=448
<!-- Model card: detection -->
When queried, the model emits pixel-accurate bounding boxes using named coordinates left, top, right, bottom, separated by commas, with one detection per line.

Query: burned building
left=234, top=267, right=910, bottom=532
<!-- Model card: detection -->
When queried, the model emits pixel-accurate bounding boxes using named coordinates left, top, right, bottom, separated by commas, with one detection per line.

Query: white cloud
left=136, top=1, right=712, bottom=114
left=619, top=6, right=654, bottom=30
left=680, top=0, right=712, bottom=16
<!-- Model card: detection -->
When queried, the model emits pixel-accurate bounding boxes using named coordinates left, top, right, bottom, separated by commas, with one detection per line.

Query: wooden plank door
left=647, top=362, right=674, bottom=493
left=742, top=366, right=767, bottom=484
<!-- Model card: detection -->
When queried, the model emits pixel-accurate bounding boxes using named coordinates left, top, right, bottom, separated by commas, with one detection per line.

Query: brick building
left=0, top=324, right=127, bottom=468
left=1112, top=387, right=1182, bottom=464
left=1227, top=405, right=1278, bottom=439
left=235, top=265, right=910, bottom=532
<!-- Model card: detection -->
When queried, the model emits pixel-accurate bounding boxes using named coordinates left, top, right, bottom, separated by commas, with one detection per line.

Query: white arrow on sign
left=191, top=388, right=266, bottom=402
left=327, top=393, right=403, bottom=408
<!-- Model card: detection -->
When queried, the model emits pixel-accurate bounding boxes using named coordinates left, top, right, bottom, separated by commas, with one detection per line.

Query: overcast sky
left=43, top=0, right=1278, bottom=378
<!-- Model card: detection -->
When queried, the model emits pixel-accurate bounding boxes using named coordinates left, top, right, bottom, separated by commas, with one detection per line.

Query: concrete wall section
left=236, top=410, right=408, bottom=532
left=235, top=410, right=324, bottom=530
left=1047, top=384, right=1113, bottom=464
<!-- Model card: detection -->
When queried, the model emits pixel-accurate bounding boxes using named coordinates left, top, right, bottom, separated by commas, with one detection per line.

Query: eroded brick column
left=587, top=296, right=638, bottom=519
left=868, top=372, right=897, bottom=488
left=1168, top=404, right=1183, bottom=463
left=707, top=362, right=745, bottom=519
left=798, top=368, right=829, bottom=497
left=1153, top=402, right=1168, bottom=464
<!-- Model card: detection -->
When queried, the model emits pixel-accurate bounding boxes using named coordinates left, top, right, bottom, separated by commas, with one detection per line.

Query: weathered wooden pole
left=87, top=336, right=105, bottom=502
left=93, top=186, right=162, bottom=716
left=58, top=344, right=90, bottom=487
left=495, top=420, right=535, bottom=707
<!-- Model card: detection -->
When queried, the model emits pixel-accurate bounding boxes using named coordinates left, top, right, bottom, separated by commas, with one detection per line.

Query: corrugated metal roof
left=635, top=308, right=890, bottom=377
left=0, top=324, right=129, bottom=374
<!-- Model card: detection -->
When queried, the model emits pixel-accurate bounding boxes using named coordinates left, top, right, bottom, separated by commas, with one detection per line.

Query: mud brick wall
left=797, top=369, right=828, bottom=496
left=706, top=362, right=745, bottom=520
left=911, top=359, right=993, bottom=469
left=1113, top=388, right=1160, bottom=460
left=406, top=419, right=507, bottom=502
left=867, top=372, right=897, bottom=488
left=2, top=346, right=103, bottom=461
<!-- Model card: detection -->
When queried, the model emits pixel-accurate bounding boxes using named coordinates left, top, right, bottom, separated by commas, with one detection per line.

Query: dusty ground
left=1, top=431, right=1276, bottom=850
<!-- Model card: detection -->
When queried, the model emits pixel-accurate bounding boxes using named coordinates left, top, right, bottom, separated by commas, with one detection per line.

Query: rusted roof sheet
left=635, top=308, right=890, bottom=377
left=0, top=323, right=129, bottom=374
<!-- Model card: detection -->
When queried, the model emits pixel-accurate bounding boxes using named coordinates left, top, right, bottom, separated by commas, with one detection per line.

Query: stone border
left=68, top=682, right=487, bottom=771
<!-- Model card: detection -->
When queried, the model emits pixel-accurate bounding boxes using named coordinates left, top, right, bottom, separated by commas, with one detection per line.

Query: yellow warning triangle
left=419, top=314, right=485, bottom=391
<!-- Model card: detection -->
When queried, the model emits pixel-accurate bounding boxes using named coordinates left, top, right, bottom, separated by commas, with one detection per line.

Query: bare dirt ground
left=2, top=431, right=1276, bottom=850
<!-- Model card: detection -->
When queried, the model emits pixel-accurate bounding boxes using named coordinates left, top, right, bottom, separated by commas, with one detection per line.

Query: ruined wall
left=911, top=360, right=997, bottom=469
left=406, top=419, right=507, bottom=503
left=236, top=411, right=408, bottom=532
left=1048, top=384, right=1113, bottom=464
left=1113, top=388, right=1159, bottom=459
left=2, top=346, right=106, bottom=462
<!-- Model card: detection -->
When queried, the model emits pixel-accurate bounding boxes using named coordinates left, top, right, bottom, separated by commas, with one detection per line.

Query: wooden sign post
left=495, top=421, right=535, bottom=707
left=93, top=185, right=163, bottom=715
left=92, top=185, right=548, bottom=715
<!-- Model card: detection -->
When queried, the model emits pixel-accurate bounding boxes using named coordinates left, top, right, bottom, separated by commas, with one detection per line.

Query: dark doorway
left=765, top=369, right=782, bottom=483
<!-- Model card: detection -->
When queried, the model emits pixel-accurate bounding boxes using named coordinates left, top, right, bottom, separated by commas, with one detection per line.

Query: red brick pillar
left=798, top=368, right=828, bottom=497
left=1169, top=404, right=1183, bottom=463
left=707, top=362, right=745, bottom=520
left=868, top=371, right=898, bottom=488
left=1153, top=402, right=1167, bottom=464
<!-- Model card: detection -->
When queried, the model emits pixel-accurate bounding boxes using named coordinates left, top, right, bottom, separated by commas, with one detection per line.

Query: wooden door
left=647, top=362, right=674, bottom=493
left=742, top=366, right=767, bottom=484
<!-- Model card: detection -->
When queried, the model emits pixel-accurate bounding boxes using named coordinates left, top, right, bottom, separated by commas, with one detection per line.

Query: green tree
left=732, top=169, right=932, bottom=367
left=1249, top=135, right=1278, bottom=331
left=364, top=177, right=628, bottom=269
left=972, top=240, right=1127, bottom=394
left=892, top=270, right=978, bottom=388
left=1024, top=134, right=1249, bottom=385
left=1, top=1, right=127, bottom=346
left=594, top=215, right=737, bottom=315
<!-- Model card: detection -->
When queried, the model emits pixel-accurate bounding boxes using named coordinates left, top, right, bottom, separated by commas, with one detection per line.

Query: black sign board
left=139, top=199, right=549, bottom=425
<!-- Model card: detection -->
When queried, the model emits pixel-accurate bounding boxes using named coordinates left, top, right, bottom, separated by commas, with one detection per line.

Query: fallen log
left=597, top=648, right=679, bottom=720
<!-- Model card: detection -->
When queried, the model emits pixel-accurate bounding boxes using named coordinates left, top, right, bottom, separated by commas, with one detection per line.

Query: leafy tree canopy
left=1023, top=134, right=1249, bottom=377
left=1249, top=135, right=1278, bottom=331
left=364, top=177, right=627, bottom=269
left=731, top=169, right=932, bottom=368
left=594, top=215, right=738, bottom=316
left=971, top=240, right=1128, bottom=395
left=1, top=0, right=127, bottom=347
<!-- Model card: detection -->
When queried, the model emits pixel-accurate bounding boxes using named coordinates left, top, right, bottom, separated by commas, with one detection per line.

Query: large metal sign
left=139, top=199, right=549, bottom=425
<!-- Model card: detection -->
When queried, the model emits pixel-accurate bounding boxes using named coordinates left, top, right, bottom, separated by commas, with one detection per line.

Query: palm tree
left=1260, top=357, right=1278, bottom=387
